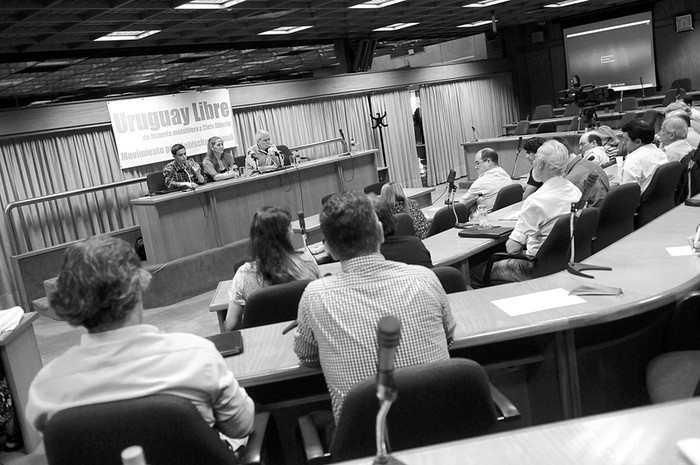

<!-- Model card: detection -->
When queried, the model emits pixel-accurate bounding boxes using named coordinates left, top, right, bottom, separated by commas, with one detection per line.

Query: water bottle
left=476, top=194, right=489, bottom=228
left=121, top=445, right=148, bottom=465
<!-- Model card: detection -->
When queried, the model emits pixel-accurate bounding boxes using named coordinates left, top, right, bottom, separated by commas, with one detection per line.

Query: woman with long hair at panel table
left=203, top=136, right=238, bottom=181
left=381, top=182, right=432, bottom=240
left=225, top=206, right=321, bottom=331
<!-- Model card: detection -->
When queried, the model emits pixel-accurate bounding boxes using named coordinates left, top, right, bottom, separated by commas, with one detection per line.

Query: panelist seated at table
left=245, top=129, right=283, bottom=173
left=25, top=236, right=255, bottom=449
left=226, top=206, right=320, bottom=331
left=370, top=195, right=433, bottom=268
left=484, top=140, right=581, bottom=283
left=381, top=182, right=431, bottom=239
left=460, top=148, right=512, bottom=211
left=202, top=136, right=238, bottom=181
left=163, top=143, right=205, bottom=189
left=294, top=191, right=455, bottom=422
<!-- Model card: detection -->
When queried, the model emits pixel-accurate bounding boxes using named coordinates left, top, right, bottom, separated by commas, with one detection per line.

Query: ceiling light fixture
left=350, top=0, right=406, bottom=9
left=463, top=0, right=509, bottom=8
left=176, top=0, right=246, bottom=9
left=457, top=20, right=494, bottom=27
left=259, top=26, right=312, bottom=35
left=94, top=30, right=161, bottom=41
left=373, top=22, right=419, bottom=32
left=544, top=0, right=588, bottom=7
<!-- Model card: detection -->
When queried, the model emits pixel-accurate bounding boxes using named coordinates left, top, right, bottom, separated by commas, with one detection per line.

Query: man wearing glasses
left=460, top=148, right=513, bottom=211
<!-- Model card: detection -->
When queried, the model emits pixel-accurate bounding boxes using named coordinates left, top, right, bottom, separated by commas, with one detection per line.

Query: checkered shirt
left=293, top=253, right=456, bottom=421
left=163, top=160, right=199, bottom=189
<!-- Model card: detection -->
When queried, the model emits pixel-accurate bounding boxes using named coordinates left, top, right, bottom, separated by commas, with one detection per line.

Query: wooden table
left=502, top=110, right=646, bottom=136
left=336, top=398, right=700, bottom=465
left=132, top=150, right=378, bottom=262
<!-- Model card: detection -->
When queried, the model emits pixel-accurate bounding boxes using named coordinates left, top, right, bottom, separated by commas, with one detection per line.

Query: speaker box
left=353, top=39, right=377, bottom=72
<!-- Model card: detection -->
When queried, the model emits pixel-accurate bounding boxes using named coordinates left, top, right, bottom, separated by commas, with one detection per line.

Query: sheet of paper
left=666, top=245, right=695, bottom=257
left=499, top=210, right=521, bottom=221
left=493, top=288, right=586, bottom=317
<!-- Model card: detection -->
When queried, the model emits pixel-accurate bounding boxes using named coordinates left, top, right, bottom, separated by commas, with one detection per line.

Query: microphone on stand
left=374, top=316, right=403, bottom=465
left=298, top=210, right=307, bottom=245
left=248, top=150, right=260, bottom=173
left=444, top=169, right=457, bottom=205
left=339, top=128, right=348, bottom=152
left=471, top=126, right=479, bottom=142
left=510, top=136, right=523, bottom=180
left=639, top=77, right=645, bottom=98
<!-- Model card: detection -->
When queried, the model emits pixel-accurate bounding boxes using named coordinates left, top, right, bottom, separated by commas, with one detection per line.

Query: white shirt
left=621, top=144, right=668, bottom=194
left=687, top=128, right=700, bottom=148
left=582, top=146, right=609, bottom=166
left=461, top=166, right=513, bottom=211
left=663, top=139, right=695, bottom=163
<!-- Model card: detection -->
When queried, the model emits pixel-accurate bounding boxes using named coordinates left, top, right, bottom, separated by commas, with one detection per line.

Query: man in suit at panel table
left=487, top=140, right=582, bottom=283
left=620, top=119, right=668, bottom=194
left=460, top=148, right=513, bottom=211
left=658, top=116, right=695, bottom=163
left=293, top=191, right=455, bottom=422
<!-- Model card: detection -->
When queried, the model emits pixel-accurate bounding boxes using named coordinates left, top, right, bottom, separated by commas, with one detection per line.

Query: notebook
left=458, top=225, right=513, bottom=239
left=205, top=331, right=244, bottom=357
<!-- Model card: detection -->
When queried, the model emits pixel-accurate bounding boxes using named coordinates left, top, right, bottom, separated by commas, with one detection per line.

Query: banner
left=107, top=89, right=236, bottom=169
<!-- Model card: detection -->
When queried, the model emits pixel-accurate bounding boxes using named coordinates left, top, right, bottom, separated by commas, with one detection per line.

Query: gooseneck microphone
left=298, top=210, right=307, bottom=236
left=374, top=316, right=402, bottom=465
left=574, top=171, right=599, bottom=210
left=510, top=136, right=523, bottom=180
left=445, top=169, right=457, bottom=205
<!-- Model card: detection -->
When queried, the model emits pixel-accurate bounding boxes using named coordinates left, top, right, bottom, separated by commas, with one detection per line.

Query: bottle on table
left=121, top=445, right=148, bottom=465
left=476, top=193, right=489, bottom=228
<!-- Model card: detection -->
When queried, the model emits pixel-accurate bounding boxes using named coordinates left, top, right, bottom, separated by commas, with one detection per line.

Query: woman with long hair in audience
left=226, top=206, right=320, bottom=330
left=381, top=182, right=431, bottom=240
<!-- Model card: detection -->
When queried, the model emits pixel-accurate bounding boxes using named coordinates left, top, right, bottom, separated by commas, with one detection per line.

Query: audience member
left=596, top=125, right=620, bottom=159
left=682, top=96, right=700, bottom=122
left=381, top=182, right=431, bottom=239
left=245, top=129, right=281, bottom=172
left=203, top=136, right=237, bottom=181
left=553, top=136, right=609, bottom=207
left=460, top=148, right=513, bottom=211
left=620, top=119, right=668, bottom=194
left=658, top=116, right=695, bottom=162
left=522, top=137, right=546, bottom=199
left=578, top=132, right=608, bottom=165
left=26, top=236, right=255, bottom=449
left=294, top=191, right=455, bottom=421
left=226, top=206, right=320, bottom=331
left=487, top=140, right=581, bottom=283
left=371, top=195, right=433, bottom=268
left=666, top=102, right=700, bottom=147
left=163, top=143, right=205, bottom=189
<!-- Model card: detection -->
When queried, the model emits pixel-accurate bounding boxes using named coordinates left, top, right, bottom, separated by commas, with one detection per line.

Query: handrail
left=4, top=177, right=146, bottom=257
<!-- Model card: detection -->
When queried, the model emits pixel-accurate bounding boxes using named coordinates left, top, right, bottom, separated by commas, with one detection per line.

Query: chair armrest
left=297, top=414, right=331, bottom=465
left=489, top=383, right=521, bottom=422
left=241, top=412, right=270, bottom=465
left=483, top=252, right=532, bottom=286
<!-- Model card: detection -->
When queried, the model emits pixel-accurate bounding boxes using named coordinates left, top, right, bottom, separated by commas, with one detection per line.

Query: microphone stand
left=567, top=203, right=612, bottom=278
left=374, top=394, right=404, bottom=465
left=510, top=137, right=523, bottom=180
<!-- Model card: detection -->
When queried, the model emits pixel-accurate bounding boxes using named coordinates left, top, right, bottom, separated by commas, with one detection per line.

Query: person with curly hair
left=226, top=206, right=320, bottom=331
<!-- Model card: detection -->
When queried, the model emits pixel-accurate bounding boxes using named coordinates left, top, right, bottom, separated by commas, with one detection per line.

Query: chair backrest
left=363, top=181, right=387, bottom=195
left=616, top=111, right=638, bottom=130
left=664, top=290, right=700, bottom=352
left=513, top=120, right=530, bottom=136
left=675, top=150, right=699, bottom=204
left=617, top=97, right=638, bottom=112
left=661, top=89, right=681, bottom=107
left=532, top=213, right=571, bottom=278
left=636, top=161, right=683, bottom=229
left=276, top=144, right=294, bottom=166
left=562, top=103, right=580, bottom=117
left=642, top=109, right=658, bottom=127
left=241, top=279, right=311, bottom=328
left=394, top=212, right=415, bottom=236
left=592, top=183, right=641, bottom=254
left=671, top=78, right=692, bottom=91
left=535, top=121, right=557, bottom=134
left=492, top=183, right=522, bottom=212
left=567, top=116, right=580, bottom=132
left=573, top=207, right=599, bottom=262
left=532, top=104, right=553, bottom=120
left=44, top=395, right=237, bottom=465
left=146, top=171, right=167, bottom=194
left=329, top=358, right=497, bottom=462
left=432, top=266, right=467, bottom=294
left=426, top=203, right=468, bottom=237
left=233, top=155, right=246, bottom=168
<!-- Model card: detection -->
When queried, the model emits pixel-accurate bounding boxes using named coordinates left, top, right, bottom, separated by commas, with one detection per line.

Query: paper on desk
left=0, top=306, right=23, bottom=333
left=493, top=288, right=586, bottom=317
left=666, top=245, right=695, bottom=256
left=499, top=210, right=520, bottom=221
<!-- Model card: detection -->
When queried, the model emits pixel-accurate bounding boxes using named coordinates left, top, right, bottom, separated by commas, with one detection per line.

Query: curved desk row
left=226, top=198, right=700, bottom=422
left=131, top=150, right=378, bottom=262
left=502, top=110, right=648, bottom=135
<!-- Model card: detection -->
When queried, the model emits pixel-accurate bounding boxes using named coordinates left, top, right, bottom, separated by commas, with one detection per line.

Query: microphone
left=574, top=171, right=599, bottom=210
left=445, top=169, right=457, bottom=204
left=339, top=128, right=345, bottom=141
left=639, top=77, right=645, bottom=98
left=297, top=210, right=306, bottom=236
left=516, top=136, right=523, bottom=152
left=471, top=126, right=479, bottom=142
left=376, top=316, right=401, bottom=401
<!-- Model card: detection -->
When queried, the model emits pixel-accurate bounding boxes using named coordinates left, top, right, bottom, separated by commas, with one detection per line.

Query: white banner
left=107, top=89, right=236, bottom=169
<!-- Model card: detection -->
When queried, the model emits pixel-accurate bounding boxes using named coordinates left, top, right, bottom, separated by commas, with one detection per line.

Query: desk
left=226, top=199, right=700, bottom=420
left=337, top=398, right=700, bottom=465
left=502, top=111, right=645, bottom=136
left=132, top=150, right=378, bottom=262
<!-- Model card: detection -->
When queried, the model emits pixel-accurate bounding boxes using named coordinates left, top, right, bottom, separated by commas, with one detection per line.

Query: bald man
left=659, top=116, right=695, bottom=162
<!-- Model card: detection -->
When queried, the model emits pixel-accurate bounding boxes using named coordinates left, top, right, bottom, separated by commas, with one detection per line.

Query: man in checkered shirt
left=293, top=191, right=456, bottom=422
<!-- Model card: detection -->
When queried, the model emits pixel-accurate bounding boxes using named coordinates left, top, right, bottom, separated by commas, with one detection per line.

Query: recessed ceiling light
left=350, top=0, right=406, bottom=9
left=544, top=0, right=587, bottom=6
left=176, top=0, right=246, bottom=9
left=457, top=20, right=494, bottom=27
left=373, top=22, right=419, bottom=32
left=94, top=30, right=160, bottom=41
left=258, top=26, right=312, bottom=35
left=463, top=0, right=509, bottom=7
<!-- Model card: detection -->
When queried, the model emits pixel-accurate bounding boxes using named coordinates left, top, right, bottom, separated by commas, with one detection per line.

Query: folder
left=458, top=226, right=513, bottom=239
left=205, top=330, right=244, bottom=357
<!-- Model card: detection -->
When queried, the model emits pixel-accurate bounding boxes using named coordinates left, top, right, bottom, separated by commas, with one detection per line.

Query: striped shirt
left=293, top=253, right=455, bottom=420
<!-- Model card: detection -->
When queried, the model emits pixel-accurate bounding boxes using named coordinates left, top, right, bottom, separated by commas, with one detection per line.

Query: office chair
left=562, top=102, right=580, bottom=117
left=567, top=116, right=580, bottom=132
left=670, top=78, right=692, bottom=92
left=426, top=203, right=469, bottom=237
left=659, top=88, right=686, bottom=108
left=276, top=144, right=294, bottom=165
left=513, top=120, right=530, bottom=136
left=296, top=358, right=519, bottom=464
left=483, top=213, right=570, bottom=286
left=535, top=121, right=557, bottom=134
left=572, top=207, right=599, bottom=262
left=616, top=111, right=638, bottom=130
left=635, top=161, right=683, bottom=229
left=531, top=104, right=553, bottom=120
left=146, top=171, right=167, bottom=194
left=394, top=213, right=415, bottom=236
left=363, top=181, right=387, bottom=196
left=44, top=394, right=272, bottom=465
left=432, top=266, right=467, bottom=293
left=491, top=183, right=522, bottom=212
left=641, top=109, right=658, bottom=128
left=676, top=150, right=700, bottom=204
left=241, top=279, right=312, bottom=329
left=646, top=291, right=700, bottom=403
left=234, top=155, right=246, bottom=169
left=591, top=183, right=641, bottom=254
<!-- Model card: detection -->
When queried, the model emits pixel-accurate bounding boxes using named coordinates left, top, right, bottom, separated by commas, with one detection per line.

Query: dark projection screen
left=564, top=12, right=656, bottom=91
